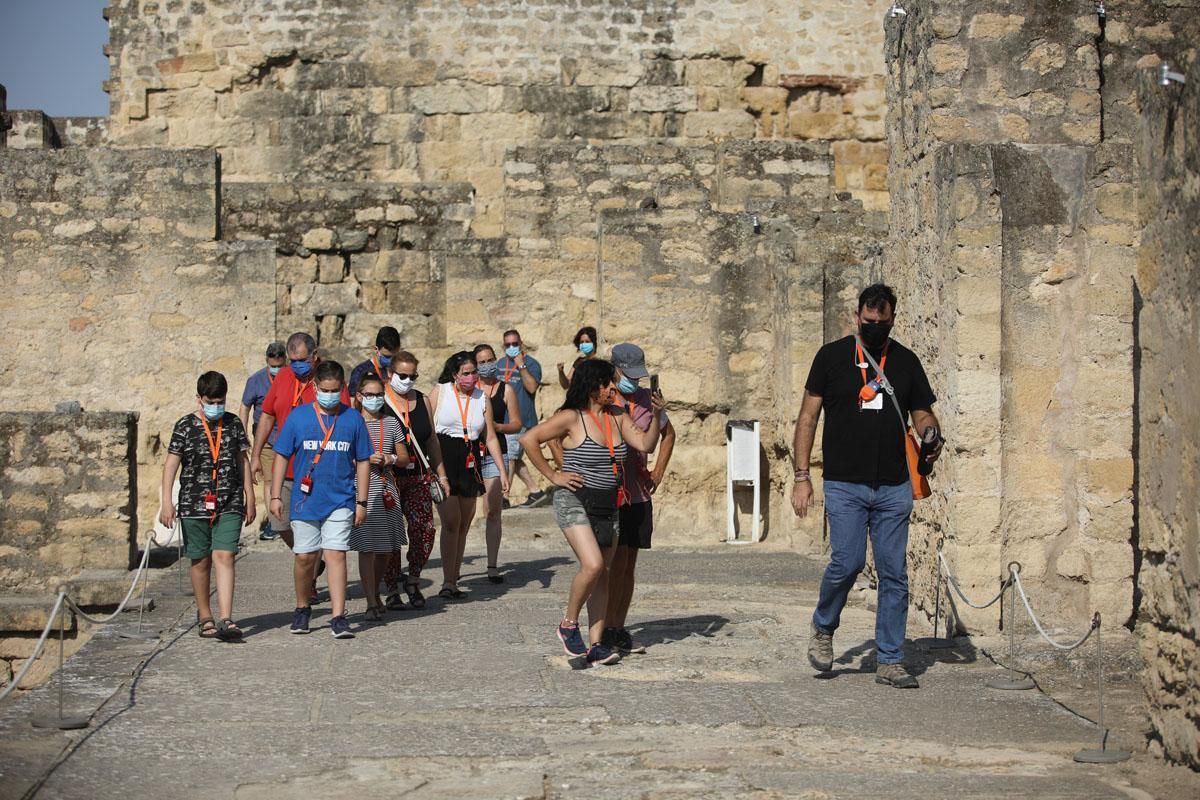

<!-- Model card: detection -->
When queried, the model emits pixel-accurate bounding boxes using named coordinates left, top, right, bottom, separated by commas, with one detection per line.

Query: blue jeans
left=813, top=480, right=913, bottom=664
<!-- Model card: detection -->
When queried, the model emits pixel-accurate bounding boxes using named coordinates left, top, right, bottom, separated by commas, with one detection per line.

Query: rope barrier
left=1011, top=567, right=1099, bottom=652
left=0, top=593, right=66, bottom=704
left=63, top=543, right=153, bottom=626
left=937, top=548, right=1009, bottom=610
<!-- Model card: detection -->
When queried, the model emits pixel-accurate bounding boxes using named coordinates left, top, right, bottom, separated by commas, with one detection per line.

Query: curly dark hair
left=573, top=326, right=598, bottom=347
left=560, top=359, right=616, bottom=411
left=437, top=351, right=476, bottom=384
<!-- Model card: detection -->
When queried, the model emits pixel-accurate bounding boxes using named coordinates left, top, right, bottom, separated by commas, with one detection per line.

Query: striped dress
left=349, top=414, right=408, bottom=553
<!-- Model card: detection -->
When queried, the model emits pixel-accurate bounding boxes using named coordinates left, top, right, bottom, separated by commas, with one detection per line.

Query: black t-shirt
left=804, top=335, right=936, bottom=485
left=168, top=412, right=251, bottom=517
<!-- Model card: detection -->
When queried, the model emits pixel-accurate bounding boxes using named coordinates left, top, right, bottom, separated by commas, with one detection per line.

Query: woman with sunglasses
left=381, top=352, right=448, bottom=610
left=429, top=351, right=508, bottom=599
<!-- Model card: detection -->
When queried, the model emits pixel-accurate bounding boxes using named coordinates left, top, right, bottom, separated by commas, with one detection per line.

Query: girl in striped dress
left=350, top=371, right=410, bottom=621
left=518, top=359, right=665, bottom=666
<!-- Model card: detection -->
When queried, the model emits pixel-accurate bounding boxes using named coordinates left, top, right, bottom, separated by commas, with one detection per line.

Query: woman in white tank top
left=427, top=351, right=508, bottom=599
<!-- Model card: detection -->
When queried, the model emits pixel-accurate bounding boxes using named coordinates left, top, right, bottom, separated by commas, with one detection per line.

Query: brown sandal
left=216, top=618, right=243, bottom=641
left=198, top=618, right=218, bottom=638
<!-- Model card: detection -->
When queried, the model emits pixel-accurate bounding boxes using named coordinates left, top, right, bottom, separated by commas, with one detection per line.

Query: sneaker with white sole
left=586, top=642, right=620, bottom=666
left=290, top=606, right=311, bottom=634
left=875, top=662, right=919, bottom=688
left=808, top=622, right=834, bottom=672
left=557, top=621, right=587, bottom=657
left=330, top=615, right=355, bottom=639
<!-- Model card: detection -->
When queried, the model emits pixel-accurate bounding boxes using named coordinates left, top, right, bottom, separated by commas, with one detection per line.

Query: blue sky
left=0, top=1, right=110, bottom=117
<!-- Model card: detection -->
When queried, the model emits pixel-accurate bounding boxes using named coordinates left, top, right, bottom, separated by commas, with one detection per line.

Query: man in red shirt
left=251, top=332, right=349, bottom=549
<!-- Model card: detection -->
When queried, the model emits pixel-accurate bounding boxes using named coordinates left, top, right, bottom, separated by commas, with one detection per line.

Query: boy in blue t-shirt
left=271, top=360, right=373, bottom=639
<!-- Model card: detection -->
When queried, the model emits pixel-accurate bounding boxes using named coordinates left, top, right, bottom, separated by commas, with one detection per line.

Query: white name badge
left=860, top=394, right=883, bottom=412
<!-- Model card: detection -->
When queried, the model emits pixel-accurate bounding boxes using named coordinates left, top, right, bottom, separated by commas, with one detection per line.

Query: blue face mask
left=579, top=342, right=595, bottom=356
left=291, top=359, right=313, bottom=379
left=316, top=391, right=341, bottom=410
left=505, top=345, right=521, bottom=359
left=617, top=376, right=638, bottom=395
left=268, top=365, right=282, bottom=377
left=477, top=362, right=500, bottom=379
left=361, top=396, right=385, bottom=413
left=202, top=403, right=225, bottom=420
left=377, top=353, right=392, bottom=368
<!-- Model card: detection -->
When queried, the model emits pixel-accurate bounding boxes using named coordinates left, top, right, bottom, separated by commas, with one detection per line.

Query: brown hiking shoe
left=807, top=623, right=834, bottom=672
left=875, top=662, right=919, bottom=689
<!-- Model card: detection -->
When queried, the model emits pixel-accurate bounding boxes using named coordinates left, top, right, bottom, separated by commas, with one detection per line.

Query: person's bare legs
left=359, top=551, right=381, bottom=610
left=191, top=555, right=214, bottom=620
left=451, top=496, right=477, bottom=586
left=512, top=456, right=539, bottom=493
left=561, top=525, right=615, bottom=645
left=323, top=548, right=348, bottom=618
left=483, top=476, right=504, bottom=573
left=211, top=549, right=236, bottom=621
left=294, top=551, right=319, bottom=607
left=437, top=499, right=462, bottom=590
left=606, top=546, right=639, bottom=629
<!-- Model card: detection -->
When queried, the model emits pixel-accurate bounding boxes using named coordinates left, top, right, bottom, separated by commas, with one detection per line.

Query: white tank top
left=434, top=383, right=486, bottom=440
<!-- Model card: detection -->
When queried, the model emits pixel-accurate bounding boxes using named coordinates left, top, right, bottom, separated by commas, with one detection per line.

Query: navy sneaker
left=586, top=642, right=620, bottom=666
left=330, top=615, right=355, bottom=639
left=557, top=621, right=587, bottom=656
left=601, top=626, right=619, bottom=647
left=290, top=606, right=311, bottom=634
left=614, top=627, right=645, bottom=654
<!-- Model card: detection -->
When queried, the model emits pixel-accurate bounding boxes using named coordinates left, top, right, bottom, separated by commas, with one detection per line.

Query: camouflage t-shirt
left=168, top=412, right=251, bottom=518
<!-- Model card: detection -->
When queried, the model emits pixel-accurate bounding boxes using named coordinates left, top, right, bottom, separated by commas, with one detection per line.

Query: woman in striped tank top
left=520, top=359, right=665, bottom=666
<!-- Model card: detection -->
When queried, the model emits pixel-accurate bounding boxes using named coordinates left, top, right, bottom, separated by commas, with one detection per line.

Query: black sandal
left=385, top=592, right=409, bottom=610
left=487, top=565, right=505, bottom=584
left=404, top=582, right=426, bottom=609
left=198, top=618, right=218, bottom=639
left=216, top=618, right=243, bottom=641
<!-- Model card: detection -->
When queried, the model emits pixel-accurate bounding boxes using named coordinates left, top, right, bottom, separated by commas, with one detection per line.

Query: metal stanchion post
left=1075, top=614, right=1131, bottom=763
left=987, top=563, right=1035, bottom=691
left=918, top=541, right=955, bottom=650
left=118, top=549, right=159, bottom=641
left=31, top=592, right=90, bottom=730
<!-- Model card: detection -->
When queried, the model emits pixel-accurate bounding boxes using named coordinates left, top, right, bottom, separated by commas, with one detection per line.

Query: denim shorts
left=291, top=507, right=353, bottom=554
left=480, top=454, right=510, bottom=480
left=505, top=432, right=524, bottom=461
left=553, top=487, right=619, bottom=547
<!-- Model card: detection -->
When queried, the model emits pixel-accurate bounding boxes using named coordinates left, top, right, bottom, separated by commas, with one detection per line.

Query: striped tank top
left=560, top=411, right=628, bottom=490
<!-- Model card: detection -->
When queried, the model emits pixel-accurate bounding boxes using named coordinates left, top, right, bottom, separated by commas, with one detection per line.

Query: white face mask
left=391, top=374, right=415, bottom=394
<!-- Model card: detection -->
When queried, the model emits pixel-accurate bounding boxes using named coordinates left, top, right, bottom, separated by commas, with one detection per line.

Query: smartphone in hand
left=649, top=374, right=660, bottom=395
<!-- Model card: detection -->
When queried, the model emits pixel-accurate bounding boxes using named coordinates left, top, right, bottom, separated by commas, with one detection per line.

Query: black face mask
left=860, top=320, right=892, bottom=349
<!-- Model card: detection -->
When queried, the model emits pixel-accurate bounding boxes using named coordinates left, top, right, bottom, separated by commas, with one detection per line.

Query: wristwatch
left=356, top=499, right=368, bottom=507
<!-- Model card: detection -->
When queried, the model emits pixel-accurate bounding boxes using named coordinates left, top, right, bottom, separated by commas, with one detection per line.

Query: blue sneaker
left=290, top=606, right=311, bottom=634
left=557, top=621, right=587, bottom=656
left=586, top=642, right=619, bottom=666
left=330, top=615, right=355, bottom=639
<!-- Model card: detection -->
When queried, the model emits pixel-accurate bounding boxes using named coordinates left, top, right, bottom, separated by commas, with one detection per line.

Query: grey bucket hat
left=610, top=342, right=649, bottom=379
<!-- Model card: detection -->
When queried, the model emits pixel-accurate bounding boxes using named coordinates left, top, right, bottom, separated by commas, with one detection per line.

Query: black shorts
left=617, top=499, right=653, bottom=549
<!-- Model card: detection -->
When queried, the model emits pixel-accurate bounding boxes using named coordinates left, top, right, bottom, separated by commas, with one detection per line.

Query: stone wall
left=883, top=0, right=1200, bottom=631
left=0, top=148, right=276, bottom=539
left=102, top=0, right=893, bottom=214
left=1135, top=60, right=1200, bottom=770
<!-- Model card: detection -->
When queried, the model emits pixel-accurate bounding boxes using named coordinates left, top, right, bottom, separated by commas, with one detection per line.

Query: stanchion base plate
left=986, top=675, right=1035, bottom=690
left=916, top=636, right=957, bottom=650
left=116, top=628, right=160, bottom=641
left=1073, top=748, right=1131, bottom=764
left=31, top=714, right=90, bottom=730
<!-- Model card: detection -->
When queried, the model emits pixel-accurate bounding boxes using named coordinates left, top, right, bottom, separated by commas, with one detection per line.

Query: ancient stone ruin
left=0, top=0, right=1195, bottom=769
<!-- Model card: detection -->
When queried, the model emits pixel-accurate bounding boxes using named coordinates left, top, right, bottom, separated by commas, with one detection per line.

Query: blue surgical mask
left=268, top=365, right=282, bottom=377
left=477, top=362, right=500, bottom=379
left=377, top=353, right=392, bottom=368
left=362, top=396, right=385, bottom=413
left=291, top=359, right=313, bottom=378
left=202, top=403, right=225, bottom=420
left=505, top=345, right=521, bottom=359
left=617, top=376, right=638, bottom=395
left=316, top=391, right=341, bottom=410
left=579, top=342, right=595, bottom=356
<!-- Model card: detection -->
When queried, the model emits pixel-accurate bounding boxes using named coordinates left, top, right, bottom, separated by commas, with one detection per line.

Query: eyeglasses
left=361, top=392, right=384, bottom=398
left=392, top=372, right=418, bottom=380
left=503, top=340, right=520, bottom=347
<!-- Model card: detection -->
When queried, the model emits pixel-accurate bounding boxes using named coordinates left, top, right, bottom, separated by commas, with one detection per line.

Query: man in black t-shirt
left=791, top=284, right=942, bottom=689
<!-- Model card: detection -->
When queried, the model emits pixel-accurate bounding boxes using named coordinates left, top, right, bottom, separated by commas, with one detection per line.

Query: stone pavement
left=1, top=514, right=1198, bottom=800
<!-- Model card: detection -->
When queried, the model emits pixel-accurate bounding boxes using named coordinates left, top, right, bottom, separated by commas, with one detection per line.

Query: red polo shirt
left=262, top=366, right=350, bottom=478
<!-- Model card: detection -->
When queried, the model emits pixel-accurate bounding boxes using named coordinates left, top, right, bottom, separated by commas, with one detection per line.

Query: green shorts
left=181, top=514, right=243, bottom=560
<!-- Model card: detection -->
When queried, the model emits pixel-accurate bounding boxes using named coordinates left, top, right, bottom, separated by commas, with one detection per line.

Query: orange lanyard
left=502, top=359, right=517, bottom=383
left=201, top=417, right=223, bottom=487
left=310, top=403, right=339, bottom=467
left=372, top=356, right=386, bottom=380
left=856, top=340, right=889, bottom=386
left=452, top=388, right=473, bottom=442
left=291, top=377, right=310, bottom=409
left=585, top=409, right=620, bottom=477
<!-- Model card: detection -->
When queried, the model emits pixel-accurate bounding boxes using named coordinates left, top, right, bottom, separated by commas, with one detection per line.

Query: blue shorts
left=505, top=433, right=524, bottom=461
left=291, top=507, right=353, bottom=554
left=481, top=454, right=511, bottom=480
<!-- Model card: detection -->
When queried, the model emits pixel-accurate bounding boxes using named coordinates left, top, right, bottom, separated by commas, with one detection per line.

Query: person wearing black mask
left=790, top=283, right=942, bottom=689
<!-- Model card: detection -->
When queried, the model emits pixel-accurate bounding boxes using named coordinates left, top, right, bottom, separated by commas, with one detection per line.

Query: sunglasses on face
left=392, top=372, right=418, bottom=380
left=503, top=341, right=520, bottom=347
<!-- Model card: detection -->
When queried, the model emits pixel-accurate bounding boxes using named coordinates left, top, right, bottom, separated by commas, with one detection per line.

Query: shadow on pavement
left=815, top=636, right=980, bottom=679
left=629, top=614, right=731, bottom=648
